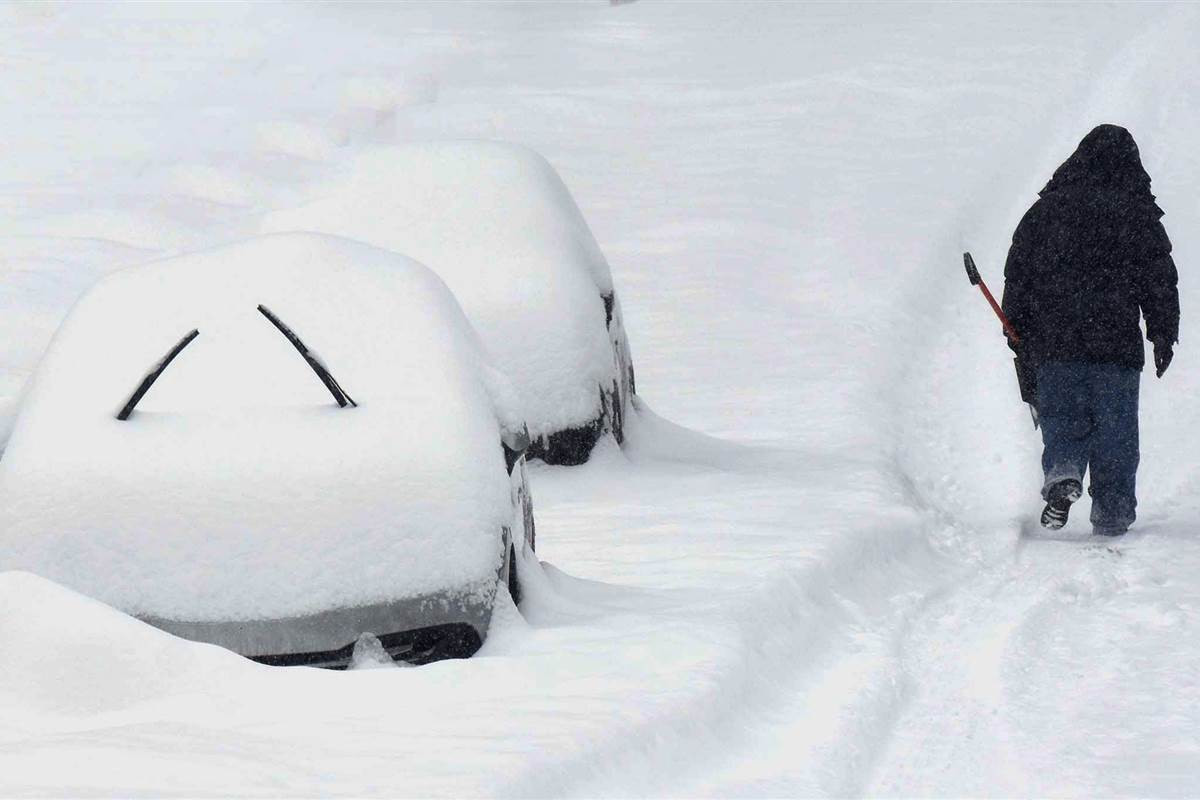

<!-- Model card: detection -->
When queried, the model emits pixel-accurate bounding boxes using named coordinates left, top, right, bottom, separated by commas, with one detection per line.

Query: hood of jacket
left=1040, top=124, right=1163, bottom=219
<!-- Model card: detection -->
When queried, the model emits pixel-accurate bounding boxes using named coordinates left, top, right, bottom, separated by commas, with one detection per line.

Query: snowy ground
left=2, top=2, right=1199, bottom=796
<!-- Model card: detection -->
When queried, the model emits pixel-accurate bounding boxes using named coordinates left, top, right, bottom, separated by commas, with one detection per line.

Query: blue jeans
left=1037, top=361, right=1140, bottom=534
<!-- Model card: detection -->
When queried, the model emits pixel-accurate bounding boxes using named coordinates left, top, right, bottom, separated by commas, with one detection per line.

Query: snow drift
left=0, top=571, right=252, bottom=718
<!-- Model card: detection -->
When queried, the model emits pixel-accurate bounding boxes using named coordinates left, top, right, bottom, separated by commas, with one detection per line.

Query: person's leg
left=1087, top=364, right=1140, bottom=535
left=1037, top=361, right=1092, bottom=498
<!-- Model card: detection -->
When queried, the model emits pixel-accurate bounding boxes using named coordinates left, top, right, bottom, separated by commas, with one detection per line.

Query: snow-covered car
left=0, top=233, right=536, bottom=668
left=262, top=141, right=635, bottom=465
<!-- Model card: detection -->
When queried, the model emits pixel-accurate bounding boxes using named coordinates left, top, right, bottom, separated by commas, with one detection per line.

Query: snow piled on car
left=261, top=141, right=617, bottom=440
left=0, top=233, right=521, bottom=621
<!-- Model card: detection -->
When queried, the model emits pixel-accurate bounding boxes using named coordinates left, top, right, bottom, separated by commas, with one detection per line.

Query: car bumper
left=140, top=583, right=496, bottom=668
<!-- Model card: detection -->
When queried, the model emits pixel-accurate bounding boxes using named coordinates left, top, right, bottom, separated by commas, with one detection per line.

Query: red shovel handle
left=963, top=252, right=1020, bottom=345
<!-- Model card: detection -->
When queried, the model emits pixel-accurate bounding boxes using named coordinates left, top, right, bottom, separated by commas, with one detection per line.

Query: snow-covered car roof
left=261, top=141, right=617, bottom=439
left=0, top=233, right=522, bottom=623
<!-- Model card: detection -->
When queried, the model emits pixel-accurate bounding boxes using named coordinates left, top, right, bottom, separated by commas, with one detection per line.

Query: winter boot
left=1040, top=478, right=1083, bottom=530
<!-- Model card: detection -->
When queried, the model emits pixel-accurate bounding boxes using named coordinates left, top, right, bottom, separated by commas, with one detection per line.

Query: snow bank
left=0, top=233, right=520, bottom=621
left=261, top=141, right=618, bottom=438
left=0, top=571, right=249, bottom=719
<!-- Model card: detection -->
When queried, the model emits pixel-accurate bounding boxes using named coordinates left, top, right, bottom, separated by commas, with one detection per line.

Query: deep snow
left=1, top=2, right=1199, bottom=797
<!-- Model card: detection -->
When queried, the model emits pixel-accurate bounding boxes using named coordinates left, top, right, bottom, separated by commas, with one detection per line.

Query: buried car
left=0, top=233, right=535, bottom=668
left=262, top=140, right=635, bottom=465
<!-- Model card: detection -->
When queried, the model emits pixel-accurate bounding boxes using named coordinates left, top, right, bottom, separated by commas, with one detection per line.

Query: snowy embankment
left=1, top=2, right=1199, bottom=797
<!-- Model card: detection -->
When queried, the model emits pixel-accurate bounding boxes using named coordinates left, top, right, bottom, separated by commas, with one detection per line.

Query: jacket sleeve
left=1139, top=220, right=1180, bottom=345
left=1001, top=205, right=1039, bottom=351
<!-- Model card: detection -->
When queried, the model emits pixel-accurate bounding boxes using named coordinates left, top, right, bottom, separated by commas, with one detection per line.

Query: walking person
left=1001, top=124, right=1179, bottom=536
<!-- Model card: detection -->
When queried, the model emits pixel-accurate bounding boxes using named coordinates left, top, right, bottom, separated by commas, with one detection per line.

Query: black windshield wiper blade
left=257, top=304, right=356, bottom=408
left=116, top=329, right=200, bottom=421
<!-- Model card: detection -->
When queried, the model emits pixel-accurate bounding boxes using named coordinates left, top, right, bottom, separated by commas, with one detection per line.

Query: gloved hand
left=1153, top=338, right=1174, bottom=378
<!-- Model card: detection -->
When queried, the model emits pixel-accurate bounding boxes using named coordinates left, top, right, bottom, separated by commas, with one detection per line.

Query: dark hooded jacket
left=1001, top=124, right=1179, bottom=370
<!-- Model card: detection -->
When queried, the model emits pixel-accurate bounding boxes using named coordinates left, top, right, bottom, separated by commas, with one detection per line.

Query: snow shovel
left=963, top=252, right=1039, bottom=428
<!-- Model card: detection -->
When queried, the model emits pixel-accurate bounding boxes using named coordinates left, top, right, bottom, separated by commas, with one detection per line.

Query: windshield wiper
left=116, top=329, right=200, bottom=420
left=257, top=304, right=356, bottom=408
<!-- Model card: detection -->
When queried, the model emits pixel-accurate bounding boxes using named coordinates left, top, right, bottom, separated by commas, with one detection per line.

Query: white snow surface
left=262, top=141, right=617, bottom=438
left=2, top=1, right=1200, bottom=797
left=0, top=233, right=517, bottom=620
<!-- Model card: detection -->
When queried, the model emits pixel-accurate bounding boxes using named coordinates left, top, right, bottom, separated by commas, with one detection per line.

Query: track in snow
left=864, top=7, right=1200, bottom=796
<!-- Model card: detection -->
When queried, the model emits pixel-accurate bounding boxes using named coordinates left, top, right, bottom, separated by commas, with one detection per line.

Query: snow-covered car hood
left=0, top=233, right=521, bottom=622
left=261, top=140, right=617, bottom=439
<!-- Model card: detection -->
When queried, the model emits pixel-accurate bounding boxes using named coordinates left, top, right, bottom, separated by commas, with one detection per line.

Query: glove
left=1153, top=339, right=1174, bottom=378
